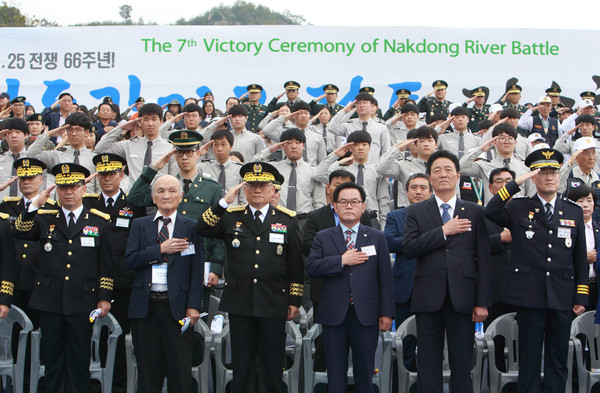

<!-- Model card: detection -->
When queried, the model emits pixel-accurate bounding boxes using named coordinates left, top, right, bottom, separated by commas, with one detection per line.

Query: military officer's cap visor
left=14, top=157, right=46, bottom=178
left=93, top=153, right=126, bottom=173
left=51, top=163, right=90, bottom=185
left=524, top=148, right=564, bottom=170
left=169, top=130, right=203, bottom=151
left=240, top=162, right=280, bottom=183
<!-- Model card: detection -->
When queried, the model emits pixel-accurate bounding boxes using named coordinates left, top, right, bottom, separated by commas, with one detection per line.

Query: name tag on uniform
left=269, top=233, right=284, bottom=244
left=152, top=264, right=168, bottom=284
left=116, top=218, right=130, bottom=228
left=557, top=227, right=571, bottom=239
left=130, top=154, right=139, bottom=158
left=81, top=237, right=95, bottom=247
left=361, top=245, right=377, bottom=256
left=181, top=243, right=196, bottom=256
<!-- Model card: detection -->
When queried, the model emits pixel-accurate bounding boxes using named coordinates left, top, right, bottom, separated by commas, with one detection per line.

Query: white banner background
left=0, top=25, right=597, bottom=111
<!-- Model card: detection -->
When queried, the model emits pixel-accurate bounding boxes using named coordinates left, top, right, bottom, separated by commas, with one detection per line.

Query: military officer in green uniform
left=497, top=84, right=528, bottom=115
left=82, top=153, right=145, bottom=393
left=127, top=130, right=225, bottom=314
left=463, top=86, right=490, bottom=131
left=383, top=89, right=412, bottom=120
left=243, top=84, right=268, bottom=132
left=267, top=81, right=303, bottom=114
left=197, top=162, right=303, bottom=393
left=11, top=162, right=114, bottom=393
left=418, top=80, right=452, bottom=124
left=309, top=84, right=344, bottom=116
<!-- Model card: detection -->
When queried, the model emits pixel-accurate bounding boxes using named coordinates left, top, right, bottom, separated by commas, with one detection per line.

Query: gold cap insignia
left=542, top=151, right=554, bottom=159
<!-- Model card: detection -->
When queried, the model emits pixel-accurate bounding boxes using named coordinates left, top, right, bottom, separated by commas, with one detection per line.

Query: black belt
left=149, top=291, right=169, bottom=301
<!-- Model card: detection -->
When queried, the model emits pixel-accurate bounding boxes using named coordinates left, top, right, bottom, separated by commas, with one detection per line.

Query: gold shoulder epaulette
left=226, top=205, right=246, bottom=212
left=276, top=205, right=297, bottom=217
left=38, top=209, right=59, bottom=215
left=83, top=193, right=100, bottom=198
left=3, top=196, right=21, bottom=203
left=0, top=212, right=8, bottom=220
left=90, top=208, right=110, bottom=220
left=46, top=198, right=56, bottom=205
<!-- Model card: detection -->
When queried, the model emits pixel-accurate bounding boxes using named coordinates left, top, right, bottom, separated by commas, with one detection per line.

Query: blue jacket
left=384, top=208, right=416, bottom=304
left=125, top=214, right=204, bottom=320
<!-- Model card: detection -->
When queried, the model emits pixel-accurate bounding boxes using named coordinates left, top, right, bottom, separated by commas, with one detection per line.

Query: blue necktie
left=441, top=203, right=451, bottom=224
left=545, top=202, right=553, bottom=223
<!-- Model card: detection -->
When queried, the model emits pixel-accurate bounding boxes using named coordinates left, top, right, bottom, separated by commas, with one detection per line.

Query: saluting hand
left=224, top=182, right=245, bottom=204
left=151, top=148, right=176, bottom=171
left=515, top=169, right=539, bottom=186
left=33, top=185, right=56, bottom=209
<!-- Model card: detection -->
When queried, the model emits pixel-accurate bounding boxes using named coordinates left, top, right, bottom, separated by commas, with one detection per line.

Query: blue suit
left=124, top=213, right=204, bottom=393
left=384, top=208, right=415, bottom=305
left=307, top=224, right=394, bottom=393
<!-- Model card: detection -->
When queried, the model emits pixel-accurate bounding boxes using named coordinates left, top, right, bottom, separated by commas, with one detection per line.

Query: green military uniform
left=418, top=80, right=452, bottom=123
left=310, top=84, right=345, bottom=116
left=243, top=84, right=269, bottom=132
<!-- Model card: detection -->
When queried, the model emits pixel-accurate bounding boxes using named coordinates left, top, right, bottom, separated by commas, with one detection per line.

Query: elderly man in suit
left=307, top=182, right=394, bottom=393
left=402, top=150, right=492, bottom=393
left=125, top=174, right=204, bottom=393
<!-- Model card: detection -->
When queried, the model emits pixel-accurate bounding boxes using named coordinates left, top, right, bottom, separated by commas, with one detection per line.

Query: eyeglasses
left=245, top=182, right=272, bottom=189
left=538, top=170, right=559, bottom=177
left=497, top=137, right=515, bottom=143
left=174, top=150, right=197, bottom=157
left=335, top=199, right=363, bottom=207
left=67, top=126, right=86, bottom=133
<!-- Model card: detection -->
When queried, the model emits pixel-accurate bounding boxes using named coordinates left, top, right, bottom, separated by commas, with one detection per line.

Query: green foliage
left=177, top=1, right=305, bottom=25
left=119, top=4, right=133, bottom=24
left=0, top=2, right=29, bottom=26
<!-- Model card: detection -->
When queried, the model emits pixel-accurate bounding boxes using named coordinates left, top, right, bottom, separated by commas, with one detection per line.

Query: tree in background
left=119, top=4, right=133, bottom=24
left=176, top=0, right=305, bottom=25
left=0, top=2, right=56, bottom=26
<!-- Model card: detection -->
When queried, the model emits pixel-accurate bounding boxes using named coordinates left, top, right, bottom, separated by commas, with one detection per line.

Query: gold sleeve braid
left=202, top=207, right=220, bottom=227
left=99, top=277, right=114, bottom=291
left=498, top=186, right=510, bottom=202
left=14, top=215, right=34, bottom=232
left=0, top=281, right=14, bottom=296
left=577, top=285, right=589, bottom=295
left=289, top=283, right=304, bottom=297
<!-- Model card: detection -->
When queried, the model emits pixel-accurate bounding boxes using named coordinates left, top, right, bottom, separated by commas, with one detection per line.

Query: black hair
left=450, top=106, right=468, bottom=117
left=500, top=107, right=520, bottom=119
left=401, top=103, right=419, bottom=114
left=65, top=112, right=91, bottom=130
left=139, top=103, right=163, bottom=119
left=489, top=167, right=516, bottom=185
left=328, top=169, right=355, bottom=184
left=163, top=110, right=176, bottom=121
left=98, top=102, right=112, bottom=112
left=429, top=113, right=447, bottom=123
left=182, top=103, right=202, bottom=115
left=567, top=185, right=597, bottom=206
left=492, top=123, right=518, bottom=139
left=280, top=128, right=306, bottom=144
left=478, top=119, right=494, bottom=131
left=226, top=97, right=239, bottom=106
left=576, top=114, right=596, bottom=125
left=229, top=151, right=244, bottom=163
left=405, top=172, right=431, bottom=191
left=332, top=182, right=366, bottom=203
left=211, top=129, right=234, bottom=146
left=354, top=92, right=375, bottom=104
left=228, top=104, right=248, bottom=117
left=426, top=150, right=459, bottom=175
left=414, top=126, right=439, bottom=143
left=347, top=130, right=372, bottom=144
left=202, top=100, right=215, bottom=119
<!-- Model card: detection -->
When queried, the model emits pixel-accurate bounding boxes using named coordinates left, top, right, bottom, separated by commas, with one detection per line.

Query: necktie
left=106, top=197, right=114, bottom=208
left=362, top=121, right=368, bottom=132
left=158, top=217, right=171, bottom=262
left=441, top=203, right=451, bottom=224
left=24, top=200, right=31, bottom=211
left=545, top=202, right=553, bottom=223
left=68, top=212, right=76, bottom=236
left=183, top=179, right=192, bottom=195
left=458, top=133, right=465, bottom=159
left=254, top=210, right=262, bottom=228
left=322, top=124, right=327, bottom=142
left=73, top=150, right=80, bottom=165
left=503, top=158, right=510, bottom=167
left=287, top=162, right=297, bottom=211
left=345, top=229, right=354, bottom=249
left=144, top=141, right=152, bottom=167
left=357, top=164, right=365, bottom=186
left=218, top=164, right=226, bottom=191
left=10, top=153, right=19, bottom=196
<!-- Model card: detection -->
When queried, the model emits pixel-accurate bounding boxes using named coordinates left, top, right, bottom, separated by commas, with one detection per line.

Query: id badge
left=152, top=263, right=168, bottom=284
left=81, top=237, right=95, bottom=247
left=115, top=218, right=130, bottom=228
left=181, top=243, right=196, bottom=256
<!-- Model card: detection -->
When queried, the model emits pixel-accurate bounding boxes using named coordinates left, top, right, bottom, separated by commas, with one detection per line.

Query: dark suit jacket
left=485, top=217, right=512, bottom=304
left=125, top=214, right=204, bottom=320
left=301, top=204, right=372, bottom=303
left=384, top=208, right=415, bottom=304
left=403, top=196, right=492, bottom=315
left=306, top=224, right=394, bottom=326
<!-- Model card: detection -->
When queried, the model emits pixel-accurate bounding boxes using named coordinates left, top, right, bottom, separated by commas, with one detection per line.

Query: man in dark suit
left=197, top=162, right=304, bottom=393
left=306, top=182, right=394, bottom=393
left=83, top=153, right=145, bottom=393
left=301, top=169, right=372, bottom=371
left=485, top=147, right=588, bottom=393
left=125, top=174, right=204, bottom=393
left=10, top=162, right=114, bottom=393
left=403, top=150, right=492, bottom=393
left=41, top=92, right=75, bottom=141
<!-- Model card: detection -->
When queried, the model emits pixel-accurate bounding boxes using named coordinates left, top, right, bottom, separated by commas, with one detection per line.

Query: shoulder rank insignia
left=83, top=193, right=100, bottom=198
left=275, top=205, right=297, bottom=217
left=38, top=209, right=59, bottom=215
left=90, top=208, right=110, bottom=220
left=226, top=205, right=246, bottom=212
left=3, top=196, right=21, bottom=203
left=56, top=147, right=67, bottom=152
left=0, top=212, right=8, bottom=220
left=202, top=176, right=219, bottom=185
left=46, top=198, right=56, bottom=205
left=562, top=198, right=580, bottom=207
